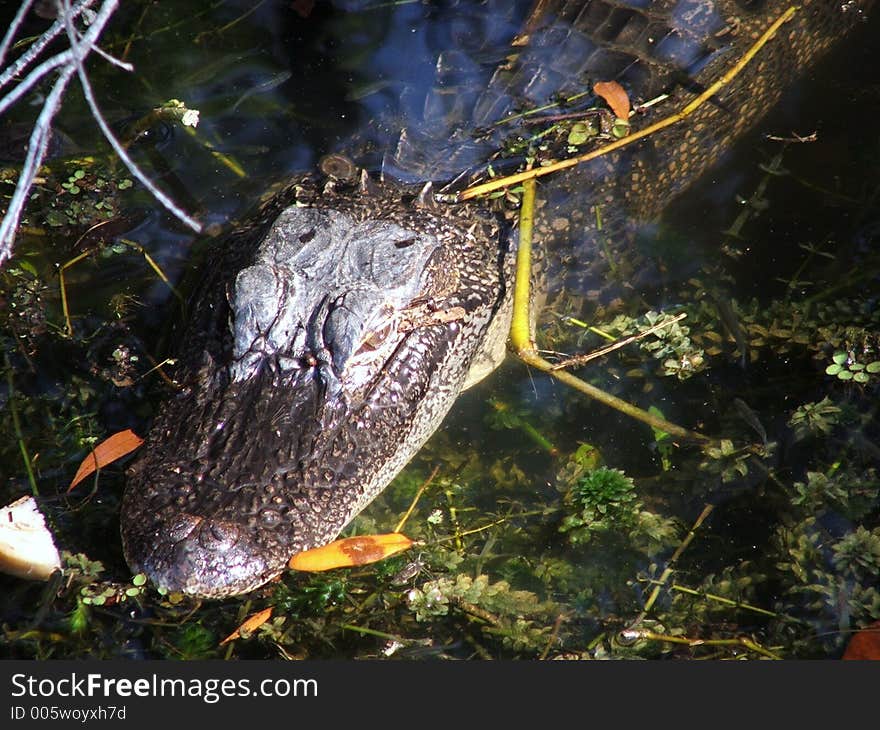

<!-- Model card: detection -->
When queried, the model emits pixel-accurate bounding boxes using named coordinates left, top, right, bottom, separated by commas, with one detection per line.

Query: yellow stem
left=460, top=6, right=798, bottom=201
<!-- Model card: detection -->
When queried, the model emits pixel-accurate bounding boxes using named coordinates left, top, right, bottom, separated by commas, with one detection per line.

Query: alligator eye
left=319, top=153, right=357, bottom=181
left=299, top=228, right=316, bottom=244
left=354, top=321, right=395, bottom=356
left=394, top=238, right=416, bottom=249
left=358, top=332, right=382, bottom=353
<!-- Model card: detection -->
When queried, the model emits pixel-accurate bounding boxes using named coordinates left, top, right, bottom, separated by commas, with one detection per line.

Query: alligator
left=120, top=0, right=875, bottom=598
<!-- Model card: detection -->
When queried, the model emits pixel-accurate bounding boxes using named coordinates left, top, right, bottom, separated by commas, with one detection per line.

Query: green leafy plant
left=560, top=466, right=639, bottom=545
left=406, top=573, right=553, bottom=652
left=699, top=438, right=753, bottom=482
left=791, top=469, right=879, bottom=520
left=788, top=397, right=843, bottom=441
left=825, top=350, right=880, bottom=383
left=603, top=310, right=707, bottom=380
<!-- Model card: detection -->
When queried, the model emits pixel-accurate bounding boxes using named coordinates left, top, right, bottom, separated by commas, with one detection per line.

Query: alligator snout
left=123, top=511, right=277, bottom=597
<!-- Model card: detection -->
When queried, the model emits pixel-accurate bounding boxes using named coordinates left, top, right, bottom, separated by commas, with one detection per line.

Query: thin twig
left=86, top=41, right=134, bottom=72
left=394, top=465, right=440, bottom=533
left=539, top=614, right=565, bottom=660
left=0, top=64, right=77, bottom=263
left=511, top=178, right=711, bottom=443
left=503, top=7, right=801, bottom=444
left=0, top=0, right=35, bottom=67
left=667, top=582, right=795, bottom=622
left=0, top=0, right=94, bottom=91
left=0, top=0, right=120, bottom=264
left=0, top=0, right=202, bottom=266
left=0, top=48, right=75, bottom=118
left=61, top=0, right=202, bottom=234
left=628, top=503, right=715, bottom=628
left=550, top=312, right=688, bottom=371
left=618, top=628, right=782, bottom=660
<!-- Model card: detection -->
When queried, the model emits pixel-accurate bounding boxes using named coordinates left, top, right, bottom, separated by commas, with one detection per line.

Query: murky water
left=1, top=1, right=878, bottom=659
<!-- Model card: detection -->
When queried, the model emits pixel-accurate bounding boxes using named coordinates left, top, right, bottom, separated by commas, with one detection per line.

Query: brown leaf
left=289, top=533, right=414, bottom=572
left=593, top=80, right=631, bottom=120
left=842, top=621, right=880, bottom=660
left=68, top=429, right=144, bottom=492
left=220, top=607, right=273, bottom=645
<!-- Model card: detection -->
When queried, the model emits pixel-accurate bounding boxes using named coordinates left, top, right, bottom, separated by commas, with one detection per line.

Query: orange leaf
left=289, top=533, right=414, bottom=572
left=842, top=620, right=880, bottom=660
left=593, top=80, right=631, bottom=120
left=220, top=607, right=273, bottom=645
left=68, top=429, right=144, bottom=492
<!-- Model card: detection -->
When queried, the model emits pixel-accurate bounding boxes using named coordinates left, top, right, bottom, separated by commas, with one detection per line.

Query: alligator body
left=121, top=0, right=875, bottom=598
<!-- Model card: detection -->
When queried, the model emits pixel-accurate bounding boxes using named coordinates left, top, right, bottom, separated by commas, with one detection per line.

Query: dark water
left=1, top=1, right=879, bottom=659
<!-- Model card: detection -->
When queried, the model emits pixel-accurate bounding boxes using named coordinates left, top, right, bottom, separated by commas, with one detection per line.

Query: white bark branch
left=0, top=0, right=202, bottom=267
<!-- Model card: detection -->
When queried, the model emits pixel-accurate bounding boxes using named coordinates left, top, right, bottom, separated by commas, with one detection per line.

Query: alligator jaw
left=121, top=176, right=512, bottom=598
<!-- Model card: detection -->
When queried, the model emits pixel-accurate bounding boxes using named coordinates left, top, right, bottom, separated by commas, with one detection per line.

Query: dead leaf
left=220, top=607, right=273, bottom=645
left=842, top=621, right=880, bottom=660
left=68, top=429, right=144, bottom=492
left=289, top=533, right=414, bottom=572
left=593, top=80, right=631, bottom=120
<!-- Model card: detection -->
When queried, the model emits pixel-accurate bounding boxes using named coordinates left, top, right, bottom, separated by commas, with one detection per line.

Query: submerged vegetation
left=1, top=2, right=879, bottom=659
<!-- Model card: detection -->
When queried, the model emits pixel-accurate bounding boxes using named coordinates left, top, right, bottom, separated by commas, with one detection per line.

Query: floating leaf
left=567, top=121, right=592, bottom=146
left=18, top=260, right=39, bottom=277
left=611, top=118, right=630, bottom=138
left=289, top=533, right=414, bottom=572
left=220, top=607, right=273, bottom=645
left=593, top=80, right=630, bottom=120
left=68, top=429, right=144, bottom=492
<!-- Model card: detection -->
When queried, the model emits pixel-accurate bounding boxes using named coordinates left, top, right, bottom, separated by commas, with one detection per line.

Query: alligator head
left=121, top=174, right=513, bottom=597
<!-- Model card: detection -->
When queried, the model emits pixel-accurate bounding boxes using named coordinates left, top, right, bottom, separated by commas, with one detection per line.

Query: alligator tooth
left=359, top=168, right=379, bottom=195
left=415, top=181, right=437, bottom=209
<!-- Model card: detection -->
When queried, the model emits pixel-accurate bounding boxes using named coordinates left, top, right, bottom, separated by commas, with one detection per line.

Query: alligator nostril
left=260, top=508, right=282, bottom=527
left=166, top=514, right=201, bottom=542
